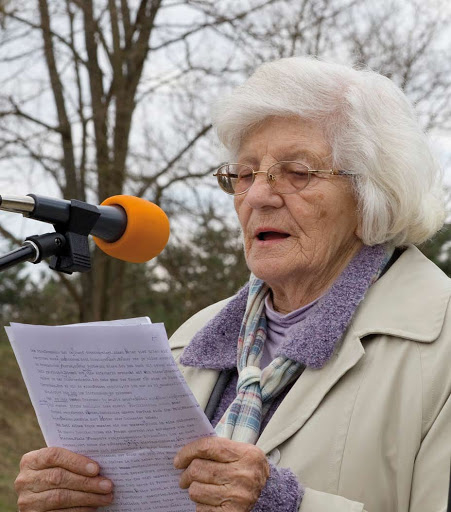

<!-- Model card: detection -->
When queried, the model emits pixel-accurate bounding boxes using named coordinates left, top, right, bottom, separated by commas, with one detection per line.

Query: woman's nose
left=244, top=170, right=283, bottom=209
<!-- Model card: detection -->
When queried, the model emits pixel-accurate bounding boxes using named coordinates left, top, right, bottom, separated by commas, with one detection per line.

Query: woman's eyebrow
left=279, top=149, right=320, bottom=165
left=236, top=155, right=259, bottom=165
left=236, top=149, right=323, bottom=166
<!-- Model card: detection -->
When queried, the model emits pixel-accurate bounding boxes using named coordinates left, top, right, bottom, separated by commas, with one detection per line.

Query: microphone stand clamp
left=49, top=199, right=100, bottom=274
left=0, top=199, right=100, bottom=274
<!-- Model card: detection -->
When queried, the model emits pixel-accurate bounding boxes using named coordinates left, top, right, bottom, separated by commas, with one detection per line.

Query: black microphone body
left=0, top=194, right=127, bottom=243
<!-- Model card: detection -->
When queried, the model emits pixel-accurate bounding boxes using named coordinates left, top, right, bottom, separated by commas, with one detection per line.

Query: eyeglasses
left=213, top=161, right=357, bottom=196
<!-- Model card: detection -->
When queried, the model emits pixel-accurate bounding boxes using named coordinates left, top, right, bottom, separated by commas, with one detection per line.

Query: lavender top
left=261, top=295, right=319, bottom=368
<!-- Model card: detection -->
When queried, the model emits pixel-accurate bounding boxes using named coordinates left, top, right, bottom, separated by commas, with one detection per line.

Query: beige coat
left=169, top=246, right=451, bottom=512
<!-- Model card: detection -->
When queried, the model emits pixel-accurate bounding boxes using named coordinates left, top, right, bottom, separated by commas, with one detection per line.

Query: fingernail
left=102, top=493, right=114, bottom=503
left=173, top=456, right=179, bottom=468
left=99, top=479, right=112, bottom=491
left=86, top=462, right=97, bottom=474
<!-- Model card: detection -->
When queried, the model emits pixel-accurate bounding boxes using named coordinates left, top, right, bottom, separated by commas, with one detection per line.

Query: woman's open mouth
left=255, top=230, right=291, bottom=242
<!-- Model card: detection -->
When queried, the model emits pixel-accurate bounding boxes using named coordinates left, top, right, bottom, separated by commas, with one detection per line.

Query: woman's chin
left=247, top=260, right=294, bottom=286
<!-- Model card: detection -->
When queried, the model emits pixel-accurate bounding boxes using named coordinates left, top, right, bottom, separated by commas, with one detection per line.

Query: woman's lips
left=254, top=228, right=291, bottom=243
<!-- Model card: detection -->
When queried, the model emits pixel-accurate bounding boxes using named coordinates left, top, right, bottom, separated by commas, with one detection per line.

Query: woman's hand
left=15, top=447, right=114, bottom=512
left=174, top=437, right=270, bottom=511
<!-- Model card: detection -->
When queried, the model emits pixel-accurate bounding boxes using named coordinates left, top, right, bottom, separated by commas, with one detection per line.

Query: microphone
left=0, top=194, right=170, bottom=263
left=93, top=195, right=170, bottom=263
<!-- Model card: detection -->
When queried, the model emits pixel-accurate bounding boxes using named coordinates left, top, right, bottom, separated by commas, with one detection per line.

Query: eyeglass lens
left=218, top=162, right=311, bottom=195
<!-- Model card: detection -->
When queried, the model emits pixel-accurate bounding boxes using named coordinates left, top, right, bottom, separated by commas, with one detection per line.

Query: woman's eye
left=238, top=171, right=253, bottom=180
left=285, top=169, right=309, bottom=180
left=290, top=170, right=308, bottom=177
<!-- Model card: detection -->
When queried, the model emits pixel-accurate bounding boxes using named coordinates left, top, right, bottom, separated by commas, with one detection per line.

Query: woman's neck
left=270, top=241, right=363, bottom=314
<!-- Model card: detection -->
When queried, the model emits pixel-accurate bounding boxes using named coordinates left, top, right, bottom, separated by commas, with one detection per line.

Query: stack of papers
left=6, top=318, right=215, bottom=511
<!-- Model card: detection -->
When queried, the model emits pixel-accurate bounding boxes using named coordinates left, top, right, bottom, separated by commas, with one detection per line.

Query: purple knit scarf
left=181, top=244, right=391, bottom=371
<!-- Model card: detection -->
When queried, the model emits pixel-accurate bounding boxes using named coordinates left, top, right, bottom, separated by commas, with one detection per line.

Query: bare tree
left=0, top=0, right=449, bottom=323
left=343, top=0, right=451, bottom=131
left=0, top=0, right=285, bottom=320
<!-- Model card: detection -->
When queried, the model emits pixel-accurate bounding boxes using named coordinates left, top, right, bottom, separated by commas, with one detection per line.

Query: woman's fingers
left=19, top=467, right=113, bottom=494
left=179, top=459, right=231, bottom=488
left=46, top=509, right=98, bottom=512
left=176, top=438, right=270, bottom=511
left=187, top=481, right=234, bottom=507
left=16, top=448, right=114, bottom=512
left=42, top=509, right=98, bottom=512
left=175, top=437, right=242, bottom=469
left=20, top=447, right=100, bottom=476
left=17, top=488, right=113, bottom=512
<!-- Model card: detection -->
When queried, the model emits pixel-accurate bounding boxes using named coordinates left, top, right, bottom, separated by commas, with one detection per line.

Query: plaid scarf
left=215, top=246, right=394, bottom=444
left=214, top=275, right=304, bottom=443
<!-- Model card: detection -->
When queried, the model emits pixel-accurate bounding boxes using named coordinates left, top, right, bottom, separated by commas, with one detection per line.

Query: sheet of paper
left=66, top=316, right=152, bottom=327
left=7, top=321, right=216, bottom=511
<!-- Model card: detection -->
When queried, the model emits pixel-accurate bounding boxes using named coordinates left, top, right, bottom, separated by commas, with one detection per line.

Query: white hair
left=212, top=56, right=445, bottom=246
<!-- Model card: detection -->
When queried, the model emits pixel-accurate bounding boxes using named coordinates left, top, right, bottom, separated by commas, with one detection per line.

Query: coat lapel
left=257, top=246, right=451, bottom=453
left=178, top=364, right=221, bottom=410
left=169, top=296, right=237, bottom=409
left=256, top=331, right=365, bottom=454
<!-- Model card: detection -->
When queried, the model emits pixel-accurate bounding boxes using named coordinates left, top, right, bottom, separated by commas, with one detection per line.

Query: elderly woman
left=15, top=57, right=450, bottom=512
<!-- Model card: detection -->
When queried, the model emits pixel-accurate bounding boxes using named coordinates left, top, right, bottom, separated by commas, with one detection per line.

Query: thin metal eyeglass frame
left=213, top=161, right=358, bottom=196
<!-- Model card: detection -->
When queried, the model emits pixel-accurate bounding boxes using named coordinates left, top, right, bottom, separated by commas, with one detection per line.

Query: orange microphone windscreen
left=93, top=195, right=170, bottom=263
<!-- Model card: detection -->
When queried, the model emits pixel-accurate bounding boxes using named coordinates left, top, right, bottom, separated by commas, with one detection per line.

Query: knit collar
left=180, top=244, right=389, bottom=370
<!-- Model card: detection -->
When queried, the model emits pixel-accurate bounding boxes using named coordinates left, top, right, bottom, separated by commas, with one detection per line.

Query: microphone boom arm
left=0, top=233, right=67, bottom=272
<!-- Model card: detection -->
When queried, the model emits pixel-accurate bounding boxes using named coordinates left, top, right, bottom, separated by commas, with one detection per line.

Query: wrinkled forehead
left=237, top=147, right=325, bottom=168
left=235, top=116, right=331, bottom=166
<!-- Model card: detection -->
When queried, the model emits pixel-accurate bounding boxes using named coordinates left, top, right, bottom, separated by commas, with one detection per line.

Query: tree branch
left=81, top=0, right=110, bottom=199
left=38, top=0, right=79, bottom=198
left=66, top=0, right=87, bottom=201
left=120, top=0, right=133, bottom=46
left=136, top=123, right=212, bottom=197
left=5, top=12, right=88, bottom=66
left=1, top=98, right=61, bottom=132
left=0, top=223, right=21, bottom=245
left=150, top=0, right=280, bottom=52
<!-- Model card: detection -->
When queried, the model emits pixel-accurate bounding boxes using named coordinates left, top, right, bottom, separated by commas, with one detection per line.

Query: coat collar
left=350, top=245, right=451, bottom=342
left=180, top=244, right=390, bottom=370
left=174, top=246, right=451, bottom=371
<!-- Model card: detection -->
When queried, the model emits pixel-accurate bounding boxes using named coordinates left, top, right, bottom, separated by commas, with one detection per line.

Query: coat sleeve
left=253, top=462, right=368, bottom=512
left=252, top=462, right=304, bottom=511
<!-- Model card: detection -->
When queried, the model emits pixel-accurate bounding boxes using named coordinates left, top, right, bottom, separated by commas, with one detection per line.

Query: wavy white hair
left=212, top=56, right=445, bottom=246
